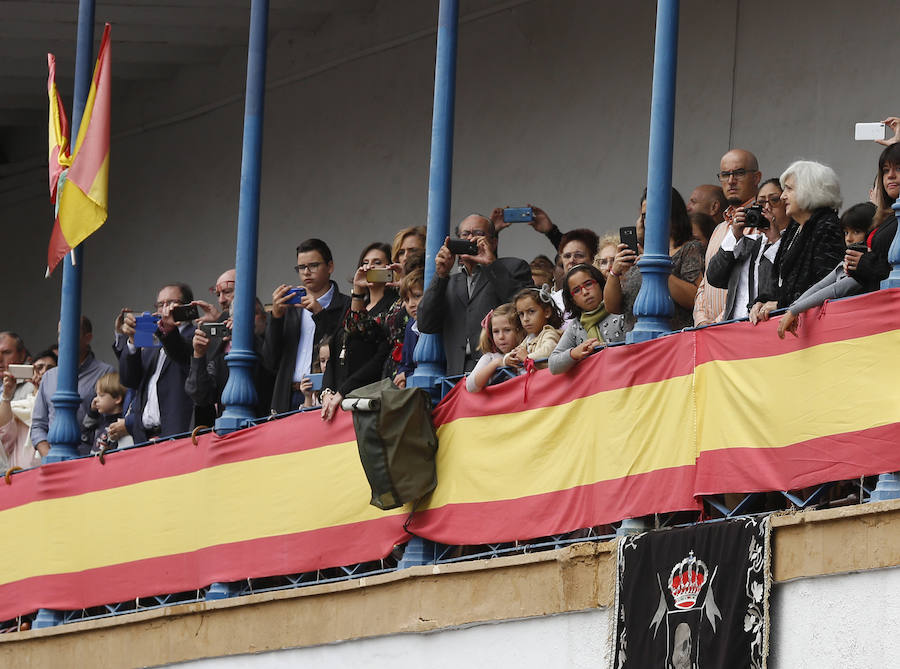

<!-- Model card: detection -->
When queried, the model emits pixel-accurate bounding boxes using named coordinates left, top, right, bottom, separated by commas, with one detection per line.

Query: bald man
left=417, top=214, right=532, bottom=375
left=693, top=149, right=762, bottom=326
left=686, top=184, right=727, bottom=224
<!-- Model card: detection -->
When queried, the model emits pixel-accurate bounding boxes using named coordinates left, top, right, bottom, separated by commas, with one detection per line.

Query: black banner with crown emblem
left=612, top=517, right=770, bottom=669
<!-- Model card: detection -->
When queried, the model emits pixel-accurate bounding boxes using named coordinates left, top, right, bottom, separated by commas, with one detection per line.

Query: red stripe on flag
left=0, top=411, right=358, bottom=511
left=694, top=422, right=900, bottom=496
left=0, top=516, right=410, bottom=622
left=408, top=464, right=700, bottom=545
left=695, top=289, right=900, bottom=365
left=46, top=216, right=71, bottom=275
left=67, top=24, right=111, bottom=191
left=433, top=333, right=696, bottom=426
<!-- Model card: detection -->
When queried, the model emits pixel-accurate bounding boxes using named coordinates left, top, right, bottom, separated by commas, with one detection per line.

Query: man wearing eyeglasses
left=693, top=149, right=762, bottom=326
left=117, top=283, right=196, bottom=444
left=263, top=238, right=350, bottom=413
left=417, top=214, right=532, bottom=375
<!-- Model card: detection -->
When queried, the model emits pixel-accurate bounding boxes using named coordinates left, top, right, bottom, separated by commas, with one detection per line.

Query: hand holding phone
left=284, top=286, right=307, bottom=305
left=171, top=304, right=200, bottom=322
left=446, top=238, right=478, bottom=256
left=8, top=364, right=33, bottom=381
left=619, top=226, right=640, bottom=255
left=365, top=268, right=395, bottom=283
left=502, top=207, right=534, bottom=223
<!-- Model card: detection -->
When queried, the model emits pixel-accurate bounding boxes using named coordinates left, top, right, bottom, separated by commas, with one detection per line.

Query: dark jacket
left=322, top=290, right=396, bottom=397
left=706, top=234, right=776, bottom=320
left=851, top=214, right=897, bottom=291
left=263, top=281, right=351, bottom=413
left=756, top=208, right=845, bottom=309
left=417, top=257, right=532, bottom=375
left=119, top=323, right=196, bottom=443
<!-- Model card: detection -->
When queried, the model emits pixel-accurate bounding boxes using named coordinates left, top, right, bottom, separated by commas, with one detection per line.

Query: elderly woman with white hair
left=750, top=160, right=846, bottom=323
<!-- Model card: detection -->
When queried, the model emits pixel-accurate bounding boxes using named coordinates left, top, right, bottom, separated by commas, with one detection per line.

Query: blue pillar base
left=616, top=517, right=650, bottom=537
left=626, top=329, right=659, bottom=344
left=410, top=332, right=446, bottom=404
left=214, top=415, right=253, bottom=436
left=32, top=608, right=64, bottom=629
left=398, top=537, right=437, bottom=568
left=869, top=473, right=900, bottom=502
left=205, top=582, right=238, bottom=600
left=880, top=275, right=900, bottom=290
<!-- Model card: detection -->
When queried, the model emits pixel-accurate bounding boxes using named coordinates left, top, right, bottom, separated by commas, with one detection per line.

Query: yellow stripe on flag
left=0, top=442, right=407, bottom=585
left=425, top=374, right=697, bottom=508
left=696, top=329, right=900, bottom=454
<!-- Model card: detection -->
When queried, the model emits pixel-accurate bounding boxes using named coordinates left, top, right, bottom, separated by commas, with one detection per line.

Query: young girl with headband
left=466, top=303, right=525, bottom=393
left=550, top=264, right=624, bottom=374
left=506, top=285, right=564, bottom=369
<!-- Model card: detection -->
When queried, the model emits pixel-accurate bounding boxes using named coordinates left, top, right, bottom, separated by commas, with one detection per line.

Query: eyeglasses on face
left=209, top=280, right=235, bottom=297
left=756, top=195, right=782, bottom=206
left=294, top=262, right=323, bottom=273
left=717, top=168, right=755, bottom=182
left=459, top=230, right=489, bottom=239
left=561, top=251, right=588, bottom=262
left=570, top=278, right=598, bottom=296
left=154, top=299, right=182, bottom=310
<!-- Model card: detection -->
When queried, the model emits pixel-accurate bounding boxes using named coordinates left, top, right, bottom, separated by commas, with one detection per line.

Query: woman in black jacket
left=848, top=143, right=900, bottom=290
left=750, top=160, right=845, bottom=323
left=320, top=242, right=397, bottom=421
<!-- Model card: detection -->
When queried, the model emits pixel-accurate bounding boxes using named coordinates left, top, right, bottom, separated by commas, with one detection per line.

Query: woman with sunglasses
left=549, top=264, right=624, bottom=374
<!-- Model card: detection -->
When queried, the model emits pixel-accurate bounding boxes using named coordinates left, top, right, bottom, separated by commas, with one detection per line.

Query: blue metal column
left=44, top=0, right=96, bottom=465
left=206, top=0, right=269, bottom=602
left=869, top=200, right=900, bottom=501
left=215, top=0, right=269, bottom=436
left=628, top=0, right=679, bottom=344
left=34, top=0, right=96, bottom=630
left=409, top=0, right=458, bottom=400
left=402, top=0, right=459, bottom=569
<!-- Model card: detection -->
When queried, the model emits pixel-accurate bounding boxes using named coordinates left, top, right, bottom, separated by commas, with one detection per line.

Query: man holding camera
left=186, top=270, right=274, bottom=423
left=705, top=186, right=784, bottom=321
left=693, top=149, right=762, bottom=325
left=263, top=238, right=350, bottom=413
left=417, top=214, right=531, bottom=375
left=118, top=283, right=196, bottom=443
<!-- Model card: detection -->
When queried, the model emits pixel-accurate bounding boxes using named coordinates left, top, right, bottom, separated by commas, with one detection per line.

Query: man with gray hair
left=417, top=213, right=532, bottom=375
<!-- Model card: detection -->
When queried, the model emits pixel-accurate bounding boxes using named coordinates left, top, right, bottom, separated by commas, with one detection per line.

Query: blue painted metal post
left=207, top=0, right=269, bottom=602
left=869, top=200, right=900, bottom=501
left=409, top=0, right=458, bottom=401
left=34, top=0, right=96, bottom=631
left=402, top=0, right=459, bottom=569
left=214, top=0, right=269, bottom=436
left=628, top=0, right=679, bottom=344
left=44, top=0, right=96, bottom=465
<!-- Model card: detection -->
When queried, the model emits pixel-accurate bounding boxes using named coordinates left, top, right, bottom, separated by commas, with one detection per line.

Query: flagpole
left=44, top=0, right=95, bottom=464
left=214, top=0, right=269, bottom=436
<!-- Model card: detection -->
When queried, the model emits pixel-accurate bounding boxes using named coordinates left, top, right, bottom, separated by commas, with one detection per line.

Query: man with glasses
left=117, top=283, right=196, bottom=443
left=263, top=238, right=350, bottom=413
left=693, top=149, right=762, bottom=326
left=418, top=214, right=532, bottom=375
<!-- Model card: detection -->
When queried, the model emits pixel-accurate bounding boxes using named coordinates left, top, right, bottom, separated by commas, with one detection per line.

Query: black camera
left=742, top=203, right=769, bottom=230
left=447, top=238, right=479, bottom=256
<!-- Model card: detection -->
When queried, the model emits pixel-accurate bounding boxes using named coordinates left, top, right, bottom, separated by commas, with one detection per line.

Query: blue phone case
left=503, top=207, right=534, bottom=223
left=285, top=287, right=306, bottom=305
left=307, top=373, right=324, bottom=392
left=133, top=312, right=161, bottom=348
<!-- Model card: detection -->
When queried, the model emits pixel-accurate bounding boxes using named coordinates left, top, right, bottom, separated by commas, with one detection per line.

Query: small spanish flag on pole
left=46, top=53, right=71, bottom=203
left=46, top=23, right=111, bottom=277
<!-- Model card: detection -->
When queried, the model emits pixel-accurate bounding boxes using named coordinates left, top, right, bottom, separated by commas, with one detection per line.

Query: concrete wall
left=1, top=0, right=894, bottom=358
left=171, top=569, right=900, bottom=668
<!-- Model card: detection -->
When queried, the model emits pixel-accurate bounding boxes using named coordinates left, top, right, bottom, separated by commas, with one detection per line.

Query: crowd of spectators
left=4, top=119, right=900, bottom=465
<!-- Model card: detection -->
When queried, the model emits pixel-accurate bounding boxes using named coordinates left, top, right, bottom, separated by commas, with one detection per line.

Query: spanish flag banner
left=47, top=24, right=111, bottom=276
left=46, top=53, right=71, bottom=203
left=0, top=413, right=411, bottom=621
left=1, top=290, right=899, bottom=620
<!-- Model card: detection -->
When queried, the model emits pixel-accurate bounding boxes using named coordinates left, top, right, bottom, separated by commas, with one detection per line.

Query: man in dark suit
left=263, top=238, right=351, bottom=413
left=417, top=214, right=532, bottom=375
left=119, top=283, right=196, bottom=443
left=705, top=196, right=784, bottom=321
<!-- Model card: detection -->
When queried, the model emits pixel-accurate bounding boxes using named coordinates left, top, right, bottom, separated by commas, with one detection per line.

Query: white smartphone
left=8, top=364, right=33, bottom=380
left=855, top=122, right=889, bottom=141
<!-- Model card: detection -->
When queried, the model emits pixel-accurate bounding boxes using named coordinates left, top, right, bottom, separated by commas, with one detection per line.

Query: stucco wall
left=2, top=0, right=894, bottom=358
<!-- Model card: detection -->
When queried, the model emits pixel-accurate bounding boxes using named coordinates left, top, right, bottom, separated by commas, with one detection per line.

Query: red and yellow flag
left=46, top=53, right=71, bottom=203
left=47, top=23, right=111, bottom=276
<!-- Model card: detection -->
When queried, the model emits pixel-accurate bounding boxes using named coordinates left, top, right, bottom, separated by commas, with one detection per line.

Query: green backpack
left=344, top=378, right=439, bottom=510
